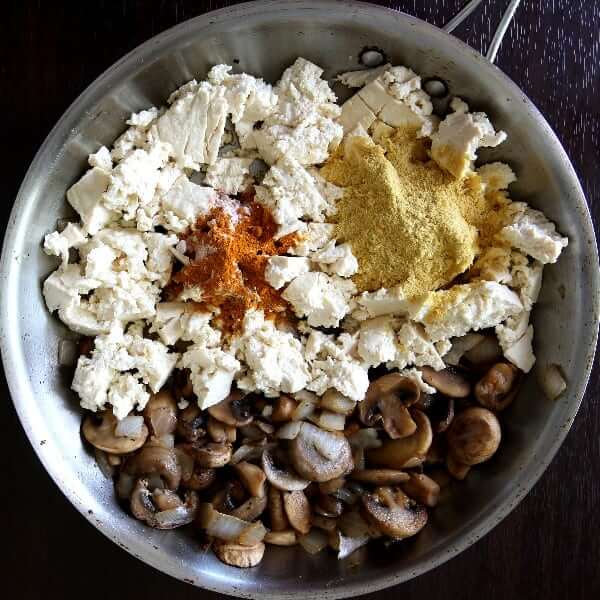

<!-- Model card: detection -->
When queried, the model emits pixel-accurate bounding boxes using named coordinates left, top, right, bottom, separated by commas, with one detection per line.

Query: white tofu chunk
left=66, top=167, right=114, bottom=234
left=265, top=256, right=311, bottom=290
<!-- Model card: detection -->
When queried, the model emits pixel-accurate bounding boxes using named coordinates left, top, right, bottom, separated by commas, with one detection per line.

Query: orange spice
left=168, top=199, right=297, bottom=333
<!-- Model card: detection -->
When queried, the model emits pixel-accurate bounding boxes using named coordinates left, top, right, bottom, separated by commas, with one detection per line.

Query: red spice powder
left=168, top=199, right=298, bottom=333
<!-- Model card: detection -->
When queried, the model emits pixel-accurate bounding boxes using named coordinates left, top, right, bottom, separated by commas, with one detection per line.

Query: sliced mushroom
left=366, top=410, right=432, bottom=469
left=351, top=469, right=410, bottom=486
left=268, top=486, right=290, bottom=531
left=262, top=449, right=310, bottom=491
left=143, top=390, right=177, bottom=437
left=401, top=473, right=440, bottom=507
left=475, top=363, right=520, bottom=411
left=318, top=477, right=345, bottom=494
left=182, top=466, right=217, bottom=491
left=124, top=445, right=182, bottom=489
left=283, top=491, right=311, bottom=535
left=361, top=486, right=428, bottom=539
left=271, top=395, right=298, bottom=422
left=359, top=375, right=420, bottom=439
left=176, top=404, right=205, bottom=443
left=311, top=514, right=338, bottom=532
left=421, top=366, right=471, bottom=398
left=193, top=442, right=232, bottom=468
left=264, top=530, right=298, bottom=546
left=289, top=423, right=353, bottom=482
left=208, top=390, right=254, bottom=427
left=212, top=480, right=247, bottom=513
left=207, top=415, right=237, bottom=443
left=213, top=540, right=265, bottom=568
left=446, top=453, right=471, bottom=480
left=320, top=389, right=357, bottom=415
left=230, top=495, right=268, bottom=521
left=430, top=396, right=455, bottom=433
left=82, top=411, right=148, bottom=454
left=314, top=494, right=344, bottom=518
left=447, top=407, right=501, bottom=465
left=234, top=462, right=266, bottom=498
left=130, top=479, right=198, bottom=529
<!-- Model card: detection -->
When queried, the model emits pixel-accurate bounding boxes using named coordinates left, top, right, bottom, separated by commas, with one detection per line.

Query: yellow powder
left=321, top=127, right=507, bottom=296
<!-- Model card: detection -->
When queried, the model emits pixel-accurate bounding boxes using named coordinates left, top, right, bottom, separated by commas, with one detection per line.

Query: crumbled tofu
left=127, top=333, right=179, bottom=392
left=144, top=232, right=177, bottom=286
left=497, top=203, right=568, bottom=264
left=255, top=157, right=339, bottom=233
left=511, top=256, right=543, bottom=310
left=205, top=157, right=253, bottom=195
left=496, top=311, right=535, bottom=372
left=149, top=303, right=219, bottom=347
left=397, top=367, right=437, bottom=394
left=89, top=278, right=160, bottom=323
left=387, top=321, right=446, bottom=371
left=477, top=162, right=516, bottom=191
left=339, top=94, right=377, bottom=134
left=234, top=310, right=310, bottom=396
left=431, top=99, right=507, bottom=179
left=106, top=373, right=150, bottom=420
left=126, top=107, right=159, bottom=129
left=357, top=316, right=397, bottom=365
left=283, top=272, right=356, bottom=328
left=160, top=175, right=217, bottom=229
left=43, top=223, right=87, bottom=265
left=337, top=64, right=391, bottom=88
left=289, top=223, right=335, bottom=256
left=66, top=167, right=115, bottom=234
left=311, top=241, right=359, bottom=277
left=409, top=281, right=524, bottom=342
left=88, top=146, right=113, bottom=171
left=59, top=302, right=111, bottom=336
left=72, top=355, right=114, bottom=413
left=265, top=256, right=311, bottom=289
left=352, top=286, right=411, bottom=320
left=471, top=246, right=513, bottom=284
left=43, top=264, right=99, bottom=313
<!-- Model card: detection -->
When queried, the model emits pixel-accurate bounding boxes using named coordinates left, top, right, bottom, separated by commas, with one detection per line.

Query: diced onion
left=199, top=503, right=254, bottom=542
left=276, top=421, right=302, bottom=440
left=464, top=336, right=502, bottom=365
left=294, top=390, right=319, bottom=404
left=320, top=390, right=356, bottom=415
left=348, top=428, right=382, bottom=449
left=115, top=416, right=144, bottom=439
left=58, top=339, right=78, bottom=366
left=318, top=411, right=346, bottom=431
left=292, top=399, right=316, bottom=421
left=154, top=505, right=196, bottom=529
left=539, top=363, right=567, bottom=400
left=298, top=529, right=329, bottom=555
left=238, top=521, right=267, bottom=546
left=337, top=532, right=370, bottom=560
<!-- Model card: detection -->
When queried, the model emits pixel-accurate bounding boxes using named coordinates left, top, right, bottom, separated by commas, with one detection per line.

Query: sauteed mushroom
left=82, top=411, right=148, bottom=454
left=361, top=487, right=427, bottom=539
left=176, top=404, right=206, bottom=443
left=475, top=362, right=520, bottom=411
left=213, top=540, right=265, bottom=568
left=351, top=469, right=410, bottom=486
left=268, top=486, right=290, bottom=531
left=230, top=495, right=268, bottom=521
left=401, top=473, right=440, bottom=507
left=143, top=390, right=177, bottom=437
left=193, top=442, right=233, bottom=468
left=208, top=390, right=254, bottom=427
left=283, top=491, right=312, bottom=534
left=234, top=461, right=267, bottom=498
left=447, top=407, right=501, bottom=465
left=124, top=445, right=182, bottom=490
left=421, top=366, right=471, bottom=398
left=289, top=423, right=353, bottom=482
left=262, top=449, right=310, bottom=491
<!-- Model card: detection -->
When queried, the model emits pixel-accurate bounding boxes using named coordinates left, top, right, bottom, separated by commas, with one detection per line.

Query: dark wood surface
left=2, top=1, right=599, bottom=598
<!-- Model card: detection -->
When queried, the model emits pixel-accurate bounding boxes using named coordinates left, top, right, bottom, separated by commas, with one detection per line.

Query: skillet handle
left=443, top=0, right=522, bottom=64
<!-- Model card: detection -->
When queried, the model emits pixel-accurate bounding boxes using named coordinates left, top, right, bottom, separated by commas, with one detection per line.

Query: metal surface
left=0, top=1, right=598, bottom=598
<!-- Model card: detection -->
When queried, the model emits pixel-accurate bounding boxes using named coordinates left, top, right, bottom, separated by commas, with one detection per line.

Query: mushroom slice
left=262, top=449, right=310, bottom=491
left=447, top=407, right=501, bottom=465
left=82, top=411, right=148, bottom=454
left=320, top=390, right=357, bottom=415
left=289, top=423, right=353, bottom=482
left=176, top=404, right=206, bottom=443
left=361, top=486, right=428, bottom=539
left=314, top=494, right=344, bottom=518
left=213, top=540, right=265, bottom=568
left=268, top=486, right=290, bottom=531
left=207, top=416, right=237, bottom=443
left=143, top=390, right=177, bottom=437
left=351, top=469, right=409, bottom=486
left=182, top=466, right=217, bottom=491
left=359, top=376, right=420, bottom=439
left=130, top=479, right=198, bottom=529
left=401, top=473, right=440, bottom=507
left=430, top=396, right=455, bottom=433
left=264, top=530, right=298, bottom=546
left=421, top=366, right=471, bottom=398
left=271, top=394, right=298, bottom=422
left=208, top=390, right=254, bottom=427
left=283, top=491, right=311, bottom=535
left=124, top=445, right=182, bottom=490
left=237, top=521, right=268, bottom=547
left=475, top=362, right=520, bottom=411
left=366, top=410, right=432, bottom=469
left=311, top=514, right=337, bottom=532
left=234, top=462, right=266, bottom=498
left=446, top=453, right=471, bottom=480
left=231, top=495, right=268, bottom=521
left=318, top=477, right=345, bottom=494
left=194, top=442, right=232, bottom=468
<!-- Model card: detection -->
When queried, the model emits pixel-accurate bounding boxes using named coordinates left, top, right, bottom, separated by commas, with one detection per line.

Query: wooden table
left=2, top=1, right=599, bottom=598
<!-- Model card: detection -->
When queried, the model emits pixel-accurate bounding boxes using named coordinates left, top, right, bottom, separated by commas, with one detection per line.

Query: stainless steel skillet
left=0, top=1, right=598, bottom=598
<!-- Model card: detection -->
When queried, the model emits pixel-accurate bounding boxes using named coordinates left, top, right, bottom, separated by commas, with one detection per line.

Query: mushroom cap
left=283, top=491, right=312, bottom=535
left=351, top=469, right=410, bottom=485
left=262, top=449, right=309, bottom=492
left=268, top=485, right=290, bottom=531
left=366, top=409, right=432, bottom=469
left=421, top=366, right=471, bottom=398
left=213, top=540, right=265, bottom=568
left=143, top=390, right=177, bottom=437
left=230, top=495, right=268, bottom=521
left=124, top=445, right=182, bottom=490
left=234, top=461, right=267, bottom=498
left=176, top=404, right=206, bottom=443
left=447, top=407, right=501, bottom=465
left=82, top=411, right=148, bottom=454
left=401, top=473, right=440, bottom=507
left=378, top=395, right=417, bottom=439
left=475, top=362, right=520, bottom=411
left=193, top=442, right=233, bottom=468
left=264, top=530, right=298, bottom=546
left=208, top=390, right=254, bottom=427
left=361, top=486, right=428, bottom=539
left=289, top=422, right=353, bottom=483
